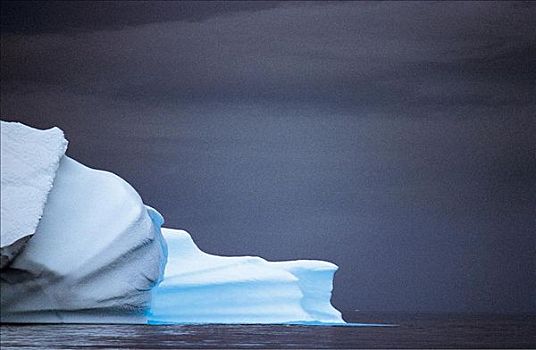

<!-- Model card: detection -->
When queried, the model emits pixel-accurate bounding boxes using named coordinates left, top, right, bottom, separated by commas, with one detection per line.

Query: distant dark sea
left=1, top=312, right=535, bottom=349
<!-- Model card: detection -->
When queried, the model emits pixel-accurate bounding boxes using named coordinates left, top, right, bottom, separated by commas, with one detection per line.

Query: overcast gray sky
left=1, top=1, right=535, bottom=313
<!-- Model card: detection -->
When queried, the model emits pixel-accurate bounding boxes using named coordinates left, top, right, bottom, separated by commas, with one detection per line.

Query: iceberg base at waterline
left=0, top=120, right=345, bottom=325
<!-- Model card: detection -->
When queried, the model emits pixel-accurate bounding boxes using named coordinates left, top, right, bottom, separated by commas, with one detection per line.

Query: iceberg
left=149, top=228, right=343, bottom=324
left=1, top=155, right=167, bottom=323
left=0, top=121, right=344, bottom=325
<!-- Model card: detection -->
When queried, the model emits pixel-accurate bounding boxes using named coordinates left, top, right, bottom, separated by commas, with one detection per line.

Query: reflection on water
left=1, top=312, right=535, bottom=349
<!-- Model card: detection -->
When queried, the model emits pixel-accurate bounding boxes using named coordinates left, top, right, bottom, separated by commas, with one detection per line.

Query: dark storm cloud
left=2, top=2, right=534, bottom=111
left=1, top=1, right=281, bottom=34
left=1, top=1, right=535, bottom=313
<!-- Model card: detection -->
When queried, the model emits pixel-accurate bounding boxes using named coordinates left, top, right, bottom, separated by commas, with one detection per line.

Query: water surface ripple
left=1, top=312, right=535, bottom=349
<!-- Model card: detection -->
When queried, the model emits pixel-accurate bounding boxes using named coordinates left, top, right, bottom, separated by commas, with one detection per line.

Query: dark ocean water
left=1, top=312, right=535, bottom=349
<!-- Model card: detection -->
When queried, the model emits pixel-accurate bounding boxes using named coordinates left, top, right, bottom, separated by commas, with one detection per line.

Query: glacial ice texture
left=149, top=228, right=344, bottom=324
left=0, top=121, right=67, bottom=267
left=0, top=156, right=167, bottom=323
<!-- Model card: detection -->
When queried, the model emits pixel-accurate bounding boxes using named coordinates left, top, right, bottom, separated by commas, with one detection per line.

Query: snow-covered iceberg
left=0, top=121, right=344, bottom=325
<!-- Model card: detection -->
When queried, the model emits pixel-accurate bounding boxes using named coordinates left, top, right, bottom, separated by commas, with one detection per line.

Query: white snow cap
left=1, top=121, right=67, bottom=261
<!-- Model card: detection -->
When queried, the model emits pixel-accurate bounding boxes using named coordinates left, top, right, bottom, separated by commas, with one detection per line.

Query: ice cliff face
left=0, top=122, right=68, bottom=267
left=0, top=121, right=344, bottom=325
